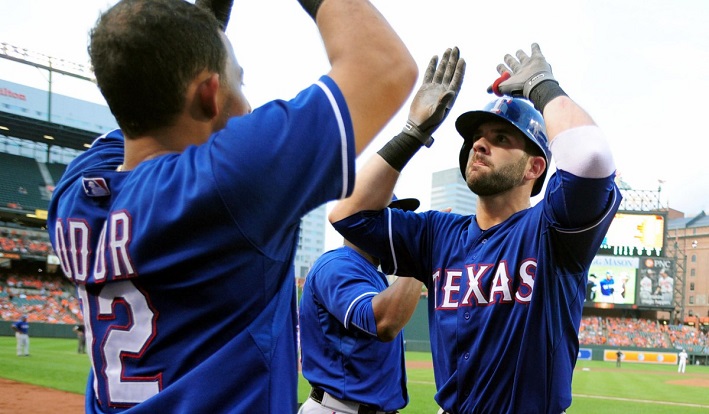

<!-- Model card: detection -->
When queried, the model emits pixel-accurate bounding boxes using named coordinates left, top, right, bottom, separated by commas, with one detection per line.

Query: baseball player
left=655, top=269, right=674, bottom=303
left=299, top=196, right=422, bottom=414
left=639, top=269, right=654, bottom=302
left=678, top=348, right=689, bottom=373
left=599, top=271, right=615, bottom=301
left=46, top=0, right=417, bottom=413
left=12, top=315, right=29, bottom=356
left=329, top=43, right=622, bottom=413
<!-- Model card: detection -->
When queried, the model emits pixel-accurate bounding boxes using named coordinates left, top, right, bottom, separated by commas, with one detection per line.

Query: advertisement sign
left=637, top=258, right=675, bottom=308
left=603, top=349, right=678, bottom=365
left=585, top=256, right=638, bottom=306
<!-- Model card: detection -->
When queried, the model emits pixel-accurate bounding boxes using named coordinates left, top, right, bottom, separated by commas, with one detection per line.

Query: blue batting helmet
left=455, top=97, right=550, bottom=196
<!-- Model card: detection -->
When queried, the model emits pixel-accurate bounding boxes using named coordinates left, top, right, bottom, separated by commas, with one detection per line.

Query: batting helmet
left=388, top=194, right=420, bottom=212
left=455, top=97, right=550, bottom=196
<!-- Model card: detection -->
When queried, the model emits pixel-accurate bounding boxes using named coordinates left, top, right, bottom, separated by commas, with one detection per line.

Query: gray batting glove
left=405, top=47, right=466, bottom=147
left=487, top=43, right=556, bottom=99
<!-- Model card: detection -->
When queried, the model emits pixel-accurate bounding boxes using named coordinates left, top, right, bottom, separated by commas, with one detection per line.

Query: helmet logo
left=528, top=119, right=544, bottom=141
left=490, top=97, right=511, bottom=114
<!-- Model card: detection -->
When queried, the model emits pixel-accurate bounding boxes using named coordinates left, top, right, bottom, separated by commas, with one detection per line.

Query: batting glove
left=487, top=43, right=556, bottom=99
left=405, top=47, right=466, bottom=147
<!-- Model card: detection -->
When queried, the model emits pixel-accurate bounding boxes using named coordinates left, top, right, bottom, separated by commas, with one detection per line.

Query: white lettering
left=461, top=265, right=491, bottom=305
left=515, top=259, right=536, bottom=303
left=110, top=211, right=136, bottom=277
left=69, top=220, right=91, bottom=282
left=432, top=269, right=441, bottom=308
left=439, top=270, right=462, bottom=309
left=489, top=261, right=513, bottom=303
left=433, top=259, right=539, bottom=309
left=51, top=211, right=136, bottom=282
left=94, top=222, right=108, bottom=282
left=54, top=220, right=73, bottom=279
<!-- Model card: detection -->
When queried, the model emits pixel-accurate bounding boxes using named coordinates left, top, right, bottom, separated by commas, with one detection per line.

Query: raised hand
left=405, top=47, right=466, bottom=147
left=487, top=43, right=555, bottom=99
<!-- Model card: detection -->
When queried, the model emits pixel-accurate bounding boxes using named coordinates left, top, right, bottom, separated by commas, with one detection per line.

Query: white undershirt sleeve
left=549, top=125, right=616, bottom=178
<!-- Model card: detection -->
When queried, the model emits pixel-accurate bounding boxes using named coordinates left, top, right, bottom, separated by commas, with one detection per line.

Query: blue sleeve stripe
left=315, top=80, right=350, bottom=199
left=343, top=291, right=377, bottom=329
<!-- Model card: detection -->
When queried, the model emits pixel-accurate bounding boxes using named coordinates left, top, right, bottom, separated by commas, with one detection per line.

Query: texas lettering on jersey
left=432, top=259, right=536, bottom=309
left=52, top=210, right=135, bottom=283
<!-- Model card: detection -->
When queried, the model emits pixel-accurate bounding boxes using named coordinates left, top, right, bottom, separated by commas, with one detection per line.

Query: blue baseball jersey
left=299, top=246, right=408, bottom=411
left=13, top=320, right=29, bottom=334
left=334, top=171, right=621, bottom=414
left=600, top=277, right=615, bottom=296
left=47, top=76, right=354, bottom=414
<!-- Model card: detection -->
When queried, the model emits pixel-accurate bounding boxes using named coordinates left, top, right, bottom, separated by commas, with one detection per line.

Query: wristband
left=298, top=0, right=324, bottom=20
left=377, top=132, right=423, bottom=172
left=529, top=80, right=567, bottom=114
left=403, top=121, right=435, bottom=147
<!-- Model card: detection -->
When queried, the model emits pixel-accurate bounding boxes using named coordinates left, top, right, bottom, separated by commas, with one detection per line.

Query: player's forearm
left=329, top=155, right=399, bottom=223
left=372, top=277, right=423, bottom=342
left=540, top=96, right=596, bottom=141
left=317, top=0, right=417, bottom=155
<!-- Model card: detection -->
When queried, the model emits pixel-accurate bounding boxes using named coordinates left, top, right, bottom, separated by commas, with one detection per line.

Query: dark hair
left=89, top=0, right=226, bottom=137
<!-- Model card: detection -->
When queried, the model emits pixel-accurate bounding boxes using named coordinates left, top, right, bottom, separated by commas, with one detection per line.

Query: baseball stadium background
left=1, top=43, right=708, bottom=413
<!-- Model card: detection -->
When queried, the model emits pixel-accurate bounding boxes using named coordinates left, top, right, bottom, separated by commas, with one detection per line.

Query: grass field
left=1, top=336, right=708, bottom=413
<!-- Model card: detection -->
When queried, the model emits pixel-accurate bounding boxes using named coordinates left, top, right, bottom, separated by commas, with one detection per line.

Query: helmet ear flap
left=458, top=140, right=474, bottom=181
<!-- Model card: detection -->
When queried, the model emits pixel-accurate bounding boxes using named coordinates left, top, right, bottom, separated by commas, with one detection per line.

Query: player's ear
left=525, top=155, right=546, bottom=181
left=196, top=73, right=221, bottom=119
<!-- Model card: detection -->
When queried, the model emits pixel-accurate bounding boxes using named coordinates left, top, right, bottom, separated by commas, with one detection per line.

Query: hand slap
left=406, top=47, right=466, bottom=146
left=486, top=43, right=555, bottom=99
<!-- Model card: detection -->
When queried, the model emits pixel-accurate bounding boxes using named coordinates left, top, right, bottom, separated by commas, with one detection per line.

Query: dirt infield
left=0, top=378, right=83, bottom=414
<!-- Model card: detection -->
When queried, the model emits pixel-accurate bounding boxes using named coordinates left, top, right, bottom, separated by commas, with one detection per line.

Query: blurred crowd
left=579, top=316, right=709, bottom=354
left=2, top=268, right=708, bottom=356
left=0, top=227, right=52, bottom=257
left=0, top=272, right=81, bottom=324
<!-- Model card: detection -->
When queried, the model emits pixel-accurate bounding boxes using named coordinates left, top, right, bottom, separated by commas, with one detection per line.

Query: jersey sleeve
left=542, top=170, right=622, bottom=265
left=309, top=253, right=381, bottom=336
left=209, top=76, right=355, bottom=244
left=332, top=209, right=448, bottom=283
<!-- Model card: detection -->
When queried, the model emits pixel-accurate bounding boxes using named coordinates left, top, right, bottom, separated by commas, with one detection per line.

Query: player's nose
left=472, top=137, right=490, bottom=155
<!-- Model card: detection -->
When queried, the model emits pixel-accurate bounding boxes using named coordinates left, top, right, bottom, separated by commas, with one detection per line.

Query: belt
left=309, top=387, right=398, bottom=414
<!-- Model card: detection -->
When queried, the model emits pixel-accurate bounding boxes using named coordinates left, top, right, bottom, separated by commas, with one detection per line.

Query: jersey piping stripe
left=386, top=208, right=399, bottom=275
left=89, top=129, right=115, bottom=149
left=556, top=188, right=619, bottom=234
left=315, top=80, right=350, bottom=199
left=343, top=291, right=377, bottom=330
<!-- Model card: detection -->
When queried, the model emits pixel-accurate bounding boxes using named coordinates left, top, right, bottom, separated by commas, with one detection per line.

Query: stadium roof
left=0, top=111, right=96, bottom=151
left=667, top=211, right=709, bottom=230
